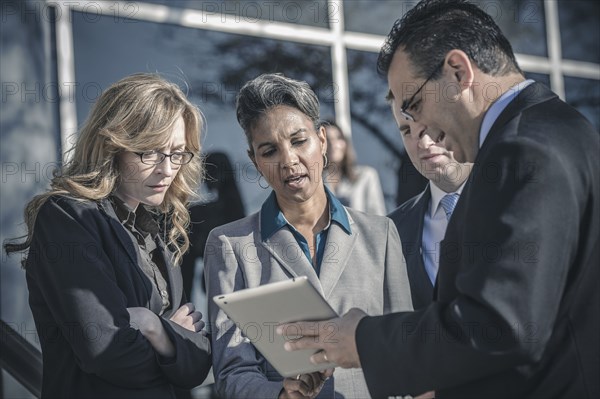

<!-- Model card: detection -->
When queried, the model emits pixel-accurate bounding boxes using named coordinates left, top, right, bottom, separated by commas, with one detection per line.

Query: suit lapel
left=400, top=188, right=435, bottom=305
left=319, top=216, right=357, bottom=300
left=99, top=198, right=141, bottom=267
left=414, top=189, right=435, bottom=294
left=99, top=198, right=164, bottom=311
left=479, top=83, right=558, bottom=159
left=157, top=239, right=182, bottom=317
left=261, top=228, right=323, bottom=295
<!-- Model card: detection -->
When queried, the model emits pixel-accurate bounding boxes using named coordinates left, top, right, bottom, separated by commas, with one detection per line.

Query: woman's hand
left=169, top=302, right=205, bottom=332
left=127, top=307, right=175, bottom=357
left=278, top=369, right=334, bottom=399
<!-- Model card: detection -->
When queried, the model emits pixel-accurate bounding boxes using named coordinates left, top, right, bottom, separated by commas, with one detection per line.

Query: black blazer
left=356, top=83, right=600, bottom=398
left=26, top=196, right=211, bottom=398
left=388, top=186, right=434, bottom=310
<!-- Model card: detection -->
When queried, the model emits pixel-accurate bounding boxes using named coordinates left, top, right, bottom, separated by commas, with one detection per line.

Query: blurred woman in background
left=323, top=120, right=386, bottom=215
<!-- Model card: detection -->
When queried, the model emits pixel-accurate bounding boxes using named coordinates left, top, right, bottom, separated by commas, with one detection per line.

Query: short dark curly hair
left=236, top=73, right=321, bottom=156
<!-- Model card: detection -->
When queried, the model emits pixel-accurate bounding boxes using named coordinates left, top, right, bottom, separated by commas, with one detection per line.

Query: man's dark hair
left=377, top=0, right=522, bottom=79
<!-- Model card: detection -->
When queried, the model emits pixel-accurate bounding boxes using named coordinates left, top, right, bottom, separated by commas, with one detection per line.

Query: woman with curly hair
left=4, top=73, right=211, bottom=398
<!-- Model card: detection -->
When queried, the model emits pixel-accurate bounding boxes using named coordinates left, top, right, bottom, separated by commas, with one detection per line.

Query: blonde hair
left=5, top=73, right=204, bottom=266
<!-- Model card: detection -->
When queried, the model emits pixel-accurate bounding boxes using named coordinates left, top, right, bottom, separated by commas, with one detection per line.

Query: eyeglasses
left=133, top=151, right=194, bottom=165
left=399, top=61, right=444, bottom=122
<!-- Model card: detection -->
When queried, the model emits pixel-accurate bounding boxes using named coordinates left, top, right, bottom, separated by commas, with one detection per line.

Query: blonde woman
left=4, top=73, right=211, bottom=398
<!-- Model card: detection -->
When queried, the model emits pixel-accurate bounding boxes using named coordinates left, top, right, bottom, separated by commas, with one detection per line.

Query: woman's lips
left=148, top=184, right=168, bottom=192
left=284, top=174, right=307, bottom=189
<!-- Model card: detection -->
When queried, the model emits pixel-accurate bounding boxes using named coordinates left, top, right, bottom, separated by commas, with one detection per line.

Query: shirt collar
left=428, top=181, right=467, bottom=218
left=110, top=195, right=159, bottom=235
left=479, top=79, right=535, bottom=148
left=260, top=186, right=351, bottom=241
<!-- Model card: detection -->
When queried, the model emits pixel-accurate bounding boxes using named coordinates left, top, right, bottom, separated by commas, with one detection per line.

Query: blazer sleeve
left=204, top=229, right=284, bottom=399
left=27, top=197, right=205, bottom=389
left=356, top=135, right=588, bottom=396
left=157, top=318, right=211, bottom=388
left=382, top=218, right=414, bottom=314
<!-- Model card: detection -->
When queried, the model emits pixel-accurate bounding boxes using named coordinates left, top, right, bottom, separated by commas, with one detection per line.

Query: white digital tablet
left=213, top=276, right=338, bottom=377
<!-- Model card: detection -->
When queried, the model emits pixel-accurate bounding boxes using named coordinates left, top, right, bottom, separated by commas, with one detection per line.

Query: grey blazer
left=204, top=206, right=413, bottom=398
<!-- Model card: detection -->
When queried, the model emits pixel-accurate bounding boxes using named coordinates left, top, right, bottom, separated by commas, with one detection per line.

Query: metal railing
left=0, top=319, right=42, bottom=398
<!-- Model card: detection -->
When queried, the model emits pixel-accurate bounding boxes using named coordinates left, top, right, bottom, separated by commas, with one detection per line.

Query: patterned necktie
left=440, top=193, right=460, bottom=221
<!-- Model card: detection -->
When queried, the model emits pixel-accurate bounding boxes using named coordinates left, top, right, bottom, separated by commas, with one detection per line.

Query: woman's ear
left=248, top=150, right=259, bottom=173
left=445, top=49, right=475, bottom=89
left=318, top=125, right=327, bottom=153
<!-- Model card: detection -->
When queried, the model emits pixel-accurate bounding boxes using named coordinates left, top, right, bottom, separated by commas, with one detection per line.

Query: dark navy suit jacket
left=388, top=186, right=434, bottom=310
left=356, top=83, right=599, bottom=398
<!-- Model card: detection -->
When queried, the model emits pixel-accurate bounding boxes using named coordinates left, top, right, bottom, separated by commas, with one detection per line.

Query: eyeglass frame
left=399, top=61, right=445, bottom=122
left=133, top=150, right=195, bottom=165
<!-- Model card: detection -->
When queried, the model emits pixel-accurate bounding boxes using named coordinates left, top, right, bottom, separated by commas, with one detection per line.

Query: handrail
left=0, top=319, right=42, bottom=398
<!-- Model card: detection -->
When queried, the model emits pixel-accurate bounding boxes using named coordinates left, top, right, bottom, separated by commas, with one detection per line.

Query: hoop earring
left=258, top=174, right=269, bottom=189
left=323, top=154, right=329, bottom=168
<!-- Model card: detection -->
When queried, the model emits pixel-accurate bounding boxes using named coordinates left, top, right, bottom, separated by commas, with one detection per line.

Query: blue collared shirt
left=479, top=79, right=535, bottom=148
left=260, top=186, right=351, bottom=276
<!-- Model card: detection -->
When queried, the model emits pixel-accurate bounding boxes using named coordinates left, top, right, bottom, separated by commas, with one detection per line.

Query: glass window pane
left=140, top=0, right=330, bottom=28
left=472, top=1, right=547, bottom=57
left=558, top=1, right=600, bottom=63
left=343, top=0, right=408, bottom=36
left=344, top=0, right=547, bottom=57
left=565, top=76, right=600, bottom=130
left=72, top=11, right=334, bottom=213
left=347, top=49, right=409, bottom=211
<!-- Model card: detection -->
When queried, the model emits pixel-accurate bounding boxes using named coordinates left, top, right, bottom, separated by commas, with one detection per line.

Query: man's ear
left=445, top=49, right=475, bottom=89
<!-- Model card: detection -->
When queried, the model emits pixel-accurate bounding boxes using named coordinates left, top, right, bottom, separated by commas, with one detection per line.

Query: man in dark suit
left=389, top=127, right=471, bottom=309
left=281, top=1, right=599, bottom=398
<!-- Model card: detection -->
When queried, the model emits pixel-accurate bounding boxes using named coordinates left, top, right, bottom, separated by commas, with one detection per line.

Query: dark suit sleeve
left=28, top=197, right=207, bottom=389
left=356, top=134, right=585, bottom=396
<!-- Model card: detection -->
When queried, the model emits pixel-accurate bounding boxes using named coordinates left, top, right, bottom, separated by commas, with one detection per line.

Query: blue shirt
left=479, top=79, right=535, bottom=148
left=260, top=186, right=351, bottom=276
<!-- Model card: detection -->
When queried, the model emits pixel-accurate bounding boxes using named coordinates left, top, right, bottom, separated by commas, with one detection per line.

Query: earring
left=258, top=174, right=270, bottom=189
left=323, top=153, right=329, bottom=168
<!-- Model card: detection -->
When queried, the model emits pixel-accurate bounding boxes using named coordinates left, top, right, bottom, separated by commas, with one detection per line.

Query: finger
left=282, top=378, right=311, bottom=395
left=277, top=321, right=324, bottom=338
left=311, top=371, right=327, bottom=387
left=282, top=391, right=307, bottom=399
left=298, top=374, right=320, bottom=394
left=173, top=303, right=190, bottom=318
left=308, top=350, right=330, bottom=365
left=294, top=378, right=312, bottom=396
left=284, top=336, right=324, bottom=352
left=193, top=320, right=205, bottom=332
left=190, top=310, right=202, bottom=323
left=305, top=372, right=320, bottom=390
left=320, top=368, right=335, bottom=378
left=183, top=302, right=195, bottom=314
